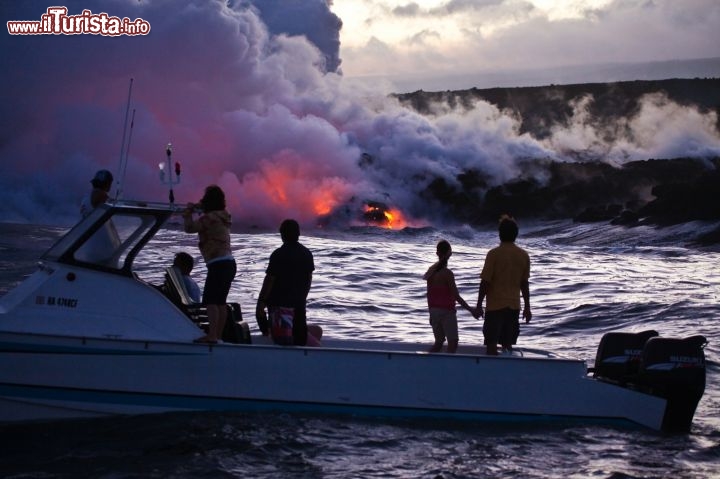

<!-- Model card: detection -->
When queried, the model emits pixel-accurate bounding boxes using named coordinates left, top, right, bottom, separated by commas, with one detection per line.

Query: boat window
left=43, top=206, right=107, bottom=261
left=73, top=213, right=158, bottom=270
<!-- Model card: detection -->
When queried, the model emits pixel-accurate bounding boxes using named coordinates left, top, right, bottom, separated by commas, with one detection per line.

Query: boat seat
left=162, top=266, right=251, bottom=344
left=591, top=329, right=658, bottom=382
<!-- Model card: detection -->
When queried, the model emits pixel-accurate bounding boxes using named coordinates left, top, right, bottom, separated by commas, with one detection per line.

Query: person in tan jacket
left=183, top=185, right=236, bottom=343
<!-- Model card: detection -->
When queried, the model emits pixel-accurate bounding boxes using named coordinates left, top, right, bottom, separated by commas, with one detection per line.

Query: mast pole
left=115, top=78, right=134, bottom=200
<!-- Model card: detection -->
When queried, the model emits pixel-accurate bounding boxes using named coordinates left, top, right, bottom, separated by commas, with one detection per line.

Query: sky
left=1, top=0, right=719, bottom=228
left=333, top=0, right=720, bottom=90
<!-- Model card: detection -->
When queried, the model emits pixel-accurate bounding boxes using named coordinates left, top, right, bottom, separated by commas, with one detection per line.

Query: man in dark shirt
left=256, top=219, right=321, bottom=346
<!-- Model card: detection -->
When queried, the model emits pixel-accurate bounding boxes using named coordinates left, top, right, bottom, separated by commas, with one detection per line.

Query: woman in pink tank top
left=423, top=240, right=475, bottom=353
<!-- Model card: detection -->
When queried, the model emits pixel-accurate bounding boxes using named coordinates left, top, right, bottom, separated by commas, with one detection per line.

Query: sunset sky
left=331, top=0, right=720, bottom=90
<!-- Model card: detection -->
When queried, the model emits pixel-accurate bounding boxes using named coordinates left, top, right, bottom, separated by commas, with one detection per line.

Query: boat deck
left=249, top=334, right=565, bottom=361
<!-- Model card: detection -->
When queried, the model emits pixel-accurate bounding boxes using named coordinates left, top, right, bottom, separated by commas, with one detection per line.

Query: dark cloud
left=393, top=3, right=421, bottom=17
left=241, top=0, right=343, bottom=72
left=430, top=0, right=507, bottom=15
left=408, top=29, right=442, bottom=46
left=393, top=0, right=506, bottom=17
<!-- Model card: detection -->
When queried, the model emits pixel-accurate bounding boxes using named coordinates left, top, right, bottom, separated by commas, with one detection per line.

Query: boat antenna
left=117, top=108, right=137, bottom=198
left=158, top=143, right=181, bottom=205
left=115, top=77, right=134, bottom=200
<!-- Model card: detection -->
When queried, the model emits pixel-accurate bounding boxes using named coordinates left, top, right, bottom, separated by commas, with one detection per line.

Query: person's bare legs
left=428, top=315, right=445, bottom=353
left=429, top=329, right=444, bottom=352
left=447, top=339, right=458, bottom=354
left=217, top=304, right=227, bottom=341
left=208, top=304, right=227, bottom=341
left=198, top=304, right=225, bottom=343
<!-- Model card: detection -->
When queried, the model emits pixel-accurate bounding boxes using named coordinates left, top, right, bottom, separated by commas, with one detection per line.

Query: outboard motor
left=637, top=335, right=707, bottom=433
left=592, top=330, right=659, bottom=382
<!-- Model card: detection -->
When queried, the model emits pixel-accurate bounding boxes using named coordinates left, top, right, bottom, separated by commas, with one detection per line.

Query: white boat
left=0, top=200, right=707, bottom=431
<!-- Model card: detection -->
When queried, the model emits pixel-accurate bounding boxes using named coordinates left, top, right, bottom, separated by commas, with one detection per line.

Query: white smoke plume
left=545, top=92, right=720, bottom=163
left=0, top=0, right=718, bottom=229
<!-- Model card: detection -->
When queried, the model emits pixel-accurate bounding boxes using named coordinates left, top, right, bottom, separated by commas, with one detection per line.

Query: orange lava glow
left=253, top=158, right=351, bottom=221
left=363, top=204, right=409, bottom=229
left=312, top=190, right=336, bottom=216
left=384, top=207, right=408, bottom=229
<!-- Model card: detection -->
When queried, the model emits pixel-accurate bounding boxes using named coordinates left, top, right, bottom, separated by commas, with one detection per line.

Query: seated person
left=173, top=252, right=201, bottom=303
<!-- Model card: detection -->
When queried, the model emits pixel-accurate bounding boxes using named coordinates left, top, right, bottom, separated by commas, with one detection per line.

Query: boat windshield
left=43, top=206, right=165, bottom=274
left=73, top=213, right=156, bottom=269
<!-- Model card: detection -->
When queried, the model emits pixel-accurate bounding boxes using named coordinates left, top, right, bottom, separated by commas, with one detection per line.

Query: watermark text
left=7, top=7, right=151, bottom=36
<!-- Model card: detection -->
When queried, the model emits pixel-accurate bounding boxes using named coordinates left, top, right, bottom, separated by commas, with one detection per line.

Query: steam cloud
left=1, top=0, right=718, bottom=228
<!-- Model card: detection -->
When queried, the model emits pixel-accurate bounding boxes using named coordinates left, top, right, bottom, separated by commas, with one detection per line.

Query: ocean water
left=1, top=220, right=719, bottom=478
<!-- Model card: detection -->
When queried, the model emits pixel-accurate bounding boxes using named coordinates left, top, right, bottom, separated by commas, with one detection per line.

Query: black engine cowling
left=592, top=330, right=659, bottom=382
left=637, top=335, right=707, bottom=433
left=592, top=331, right=707, bottom=433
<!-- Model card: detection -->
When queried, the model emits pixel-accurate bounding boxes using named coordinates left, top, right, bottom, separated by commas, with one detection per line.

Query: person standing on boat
left=475, top=215, right=531, bottom=355
left=76, top=169, right=121, bottom=265
left=256, top=219, right=322, bottom=346
left=424, top=240, right=474, bottom=354
left=182, top=185, right=237, bottom=344
left=80, top=169, right=113, bottom=217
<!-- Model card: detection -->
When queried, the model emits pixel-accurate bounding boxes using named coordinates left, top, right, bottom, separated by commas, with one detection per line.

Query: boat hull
left=0, top=332, right=668, bottom=429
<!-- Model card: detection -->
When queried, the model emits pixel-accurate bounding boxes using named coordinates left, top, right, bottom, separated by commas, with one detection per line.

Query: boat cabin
left=0, top=201, right=213, bottom=342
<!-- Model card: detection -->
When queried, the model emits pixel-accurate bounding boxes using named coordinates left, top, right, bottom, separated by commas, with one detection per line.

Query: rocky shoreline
left=393, top=79, right=720, bottom=243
